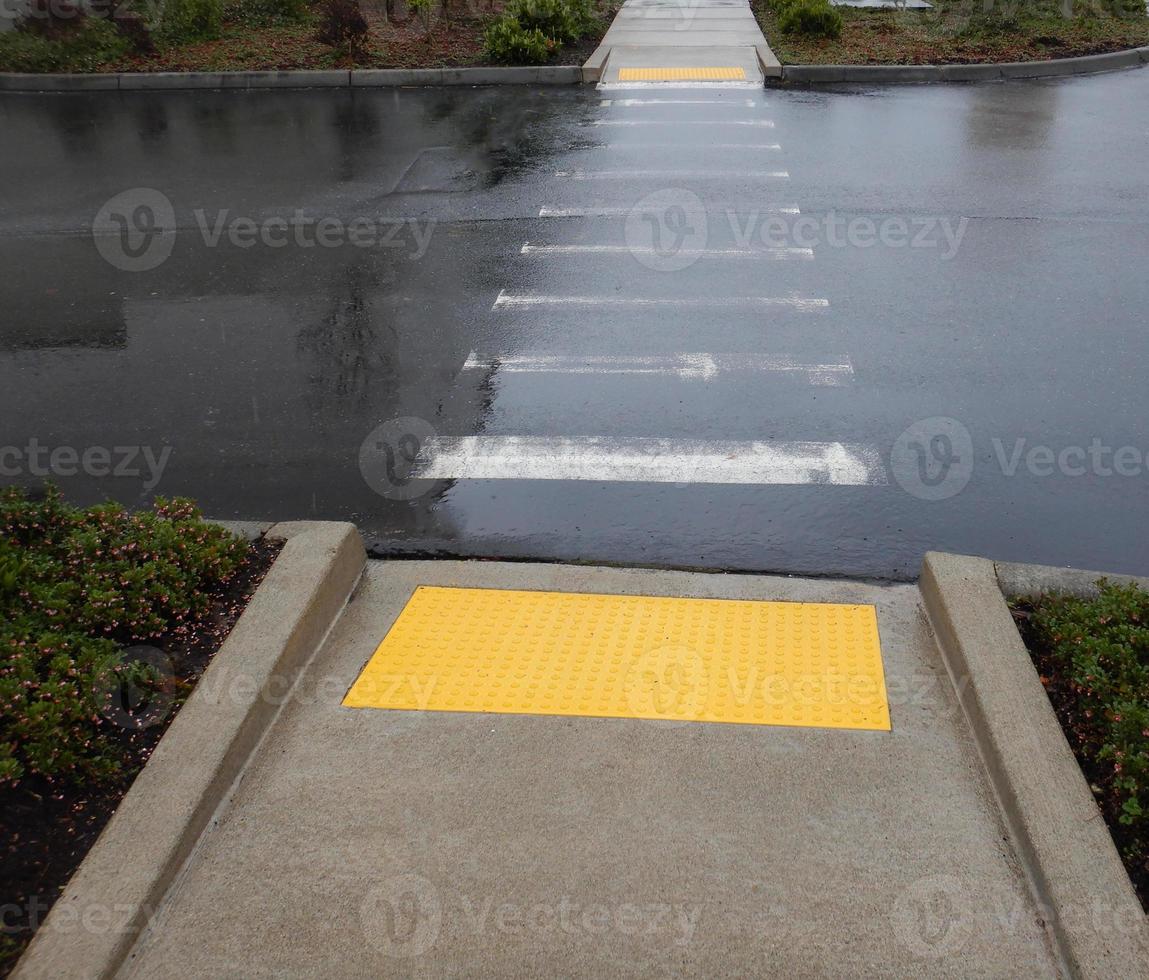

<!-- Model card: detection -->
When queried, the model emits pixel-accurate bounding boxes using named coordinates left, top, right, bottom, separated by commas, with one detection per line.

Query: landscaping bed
left=752, top=0, right=1149, bottom=65
left=1012, top=580, right=1149, bottom=910
left=0, top=0, right=619, bottom=73
left=0, top=487, right=279, bottom=978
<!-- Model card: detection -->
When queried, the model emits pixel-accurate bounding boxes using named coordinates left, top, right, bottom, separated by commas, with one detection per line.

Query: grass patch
left=753, top=0, right=1149, bottom=64
left=1013, top=581, right=1149, bottom=908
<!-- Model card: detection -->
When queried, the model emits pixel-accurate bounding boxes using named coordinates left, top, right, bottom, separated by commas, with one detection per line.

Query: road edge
left=919, top=552, right=1149, bottom=979
left=781, top=46, right=1149, bottom=83
left=2, top=45, right=1146, bottom=89
left=0, top=66, right=584, bottom=91
left=11, top=521, right=367, bottom=980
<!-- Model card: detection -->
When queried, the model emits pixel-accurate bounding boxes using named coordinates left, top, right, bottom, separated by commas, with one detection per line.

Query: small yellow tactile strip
left=343, top=587, right=890, bottom=731
left=618, top=67, right=747, bottom=81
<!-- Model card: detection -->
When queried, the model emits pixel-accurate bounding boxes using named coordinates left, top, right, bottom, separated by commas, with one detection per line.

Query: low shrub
left=483, top=14, right=551, bottom=62
left=159, top=0, right=223, bottom=42
left=0, top=16, right=130, bottom=72
left=315, top=0, right=368, bottom=54
left=0, top=486, right=248, bottom=787
left=223, top=0, right=309, bottom=26
left=777, top=0, right=842, bottom=37
left=505, top=0, right=586, bottom=43
left=1020, top=581, right=1149, bottom=896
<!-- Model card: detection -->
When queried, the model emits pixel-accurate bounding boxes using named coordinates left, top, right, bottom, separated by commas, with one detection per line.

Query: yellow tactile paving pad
left=617, top=67, right=748, bottom=81
left=343, top=587, right=890, bottom=731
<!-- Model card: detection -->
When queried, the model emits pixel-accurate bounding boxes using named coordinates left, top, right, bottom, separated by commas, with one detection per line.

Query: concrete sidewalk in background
left=116, top=560, right=1058, bottom=977
left=584, top=0, right=782, bottom=83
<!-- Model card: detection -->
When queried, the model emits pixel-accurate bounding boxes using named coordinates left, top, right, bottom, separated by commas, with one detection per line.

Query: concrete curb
left=919, top=552, right=1149, bottom=979
left=781, top=46, right=1149, bottom=83
left=995, top=559, right=1149, bottom=601
left=0, top=66, right=583, bottom=92
left=11, top=521, right=367, bottom=980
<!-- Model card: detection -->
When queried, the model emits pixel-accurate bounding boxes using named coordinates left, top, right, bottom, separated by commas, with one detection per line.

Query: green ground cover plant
left=1014, top=581, right=1149, bottom=906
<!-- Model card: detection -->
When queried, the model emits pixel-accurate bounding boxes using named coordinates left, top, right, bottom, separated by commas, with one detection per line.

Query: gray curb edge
left=781, top=46, right=1149, bottom=83
left=11, top=521, right=367, bottom=980
left=919, top=552, right=1149, bottom=979
left=0, top=66, right=583, bottom=91
left=2, top=45, right=1147, bottom=89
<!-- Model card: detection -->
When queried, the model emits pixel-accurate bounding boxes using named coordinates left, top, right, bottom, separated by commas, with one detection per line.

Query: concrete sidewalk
left=118, top=560, right=1057, bottom=977
left=585, top=0, right=782, bottom=84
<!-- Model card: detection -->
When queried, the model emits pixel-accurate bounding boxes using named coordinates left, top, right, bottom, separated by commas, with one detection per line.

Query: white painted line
left=590, top=119, right=775, bottom=127
left=600, top=98, right=758, bottom=107
left=520, top=244, right=813, bottom=260
left=416, top=436, right=885, bottom=486
left=555, top=170, right=789, bottom=180
left=492, top=291, right=829, bottom=311
left=463, top=352, right=853, bottom=384
left=538, top=205, right=801, bottom=217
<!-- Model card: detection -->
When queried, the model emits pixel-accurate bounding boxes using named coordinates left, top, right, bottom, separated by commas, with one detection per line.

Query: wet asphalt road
left=2, top=72, right=1148, bottom=580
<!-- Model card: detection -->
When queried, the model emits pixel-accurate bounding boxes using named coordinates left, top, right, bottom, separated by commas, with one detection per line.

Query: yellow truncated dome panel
left=344, top=587, right=890, bottom=731
left=617, top=67, right=747, bottom=81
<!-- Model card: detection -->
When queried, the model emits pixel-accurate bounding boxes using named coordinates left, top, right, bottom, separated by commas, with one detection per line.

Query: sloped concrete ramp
left=585, top=0, right=782, bottom=84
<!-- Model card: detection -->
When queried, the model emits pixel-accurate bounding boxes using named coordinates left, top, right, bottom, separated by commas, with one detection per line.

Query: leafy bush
left=159, top=0, right=223, bottom=42
left=483, top=14, right=551, bottom=62
left=223, top=0, right=309, bottom=26
left=0, top=17, right=130, bottom=72
left=0, top=486, right=248, bottom=787
left=315, top=0, right=368, bottom=54
left=777, top=0, right=842, bottom=37
left=505, top=0, right=586, bottom=43
left=1020, top=581, right=1149, bottom=894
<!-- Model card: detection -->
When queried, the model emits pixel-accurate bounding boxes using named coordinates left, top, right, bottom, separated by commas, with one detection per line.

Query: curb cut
left=919, top=552, right=1149, bottom=979
left=0, top=66, right=583, bottom=92
left=11, top=521, right=367, bottom=980
left=781, top=45, right=1149, bottom=84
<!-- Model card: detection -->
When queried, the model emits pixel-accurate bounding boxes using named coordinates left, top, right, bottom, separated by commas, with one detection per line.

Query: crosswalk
left=411, top=87, right=884, bottom=489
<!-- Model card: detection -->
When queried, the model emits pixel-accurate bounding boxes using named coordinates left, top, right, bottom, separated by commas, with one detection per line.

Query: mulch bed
left=106, top=2, right=617, bottom=72
left=0, top=537, right=282, bottom=979
left=752, top=0, right=1149, bottom=64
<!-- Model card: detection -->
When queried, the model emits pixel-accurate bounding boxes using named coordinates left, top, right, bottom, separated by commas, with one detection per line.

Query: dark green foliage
left=159, top=0, right=223, bottom=42
left=505, top=0, right=588, bottom=43
left=483, top=15, right=551, bottom=62
left=0, top=16, right=130, bottom=71
left=0, top=486, right=248, bottom=787
left=1022, top=581, right=1149, bottom=895
left=778, top=0, right=843, bottom=37
left=224, top=0, right=309, bottom=27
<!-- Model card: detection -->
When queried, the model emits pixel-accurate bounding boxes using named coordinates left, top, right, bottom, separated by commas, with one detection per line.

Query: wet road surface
left=2, top=73, right=1148, bottom=579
